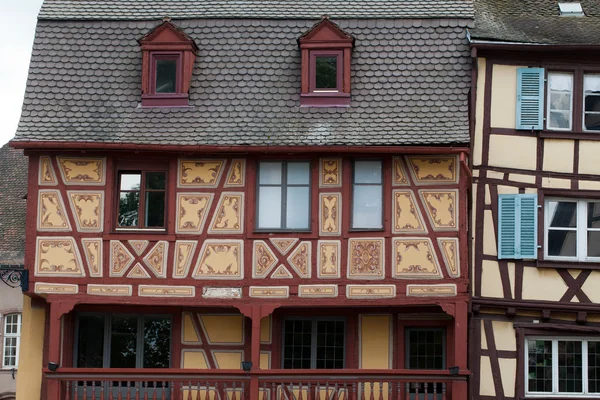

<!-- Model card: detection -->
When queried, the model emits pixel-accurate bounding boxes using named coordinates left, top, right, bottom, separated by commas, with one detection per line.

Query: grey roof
left=39, top=0, right=474, bottom=20
left=470, top=0, right=600, bottom=44
left=14, top=18, right=472, bottom=147
left=0, top=145, right=28, bottom=264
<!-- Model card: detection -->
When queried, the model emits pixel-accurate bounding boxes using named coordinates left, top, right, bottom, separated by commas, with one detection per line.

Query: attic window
left=298, top=18, right=354, bottom=107
left=139, top=21, right=198, bottom=107
left=558, top=2, right=584, bottom=16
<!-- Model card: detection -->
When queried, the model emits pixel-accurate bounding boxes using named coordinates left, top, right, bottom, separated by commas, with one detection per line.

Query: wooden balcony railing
left=45, top=369, right=467, bottom=400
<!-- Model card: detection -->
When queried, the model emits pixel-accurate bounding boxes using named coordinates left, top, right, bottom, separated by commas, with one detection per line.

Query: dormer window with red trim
left=299, top=17, right=354, bottom=107
left=139, top=19, right=198, bottom=107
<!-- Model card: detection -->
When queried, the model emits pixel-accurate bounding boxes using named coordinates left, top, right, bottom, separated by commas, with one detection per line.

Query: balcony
left=47, top=369, right=467, bottom=400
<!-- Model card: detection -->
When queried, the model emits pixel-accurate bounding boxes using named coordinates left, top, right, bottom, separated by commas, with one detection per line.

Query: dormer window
left=299, top=18, right=354, bottom=107
left=139, top=20, right=198, bottom=107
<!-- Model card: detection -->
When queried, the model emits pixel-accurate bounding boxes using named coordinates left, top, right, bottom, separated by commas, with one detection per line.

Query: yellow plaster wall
left=183, top=313, right=200, bottom=343
left=472, top=183, right=478, bottom=296
left=541, top=177, right=571, bottom=189
left=260, top=352, right=271, bottom=369
left=579, top=180, right=600, bottom=190
left=579, top=141, right=600, bottom=175
left=543, top=139, right=574, bottom=173
left=522, top=268, right=567, bottom=301
left=16, top=297, right=45, bottom=400
left=507, top=262, right=516, bottom=299
left=479, top=356, right=495, bottom=396
left=488, top=135, right=537, bottom=170
left=483, top=210, right=497, bottom=256
left=490, top=65, right=525, bottom=129
left=492, top=321, right=516, bottom=351
left=260, top=316, right=271, bottom=343
left=481, top=260, right=505, bottom=298
left=508, top=173, right=536, bottom=184
left=474, top=58, right=486, bottom=166
left=213, top=351, right=243, bottom=369
left=497, top=185, right=520, bottom=195
left=480, top=320, right=487, bottom=350
left=199, top=314, right=244, bottom=344
left=359, top=315, right=391, bottom=369
left=499, top=358, right=517, bottom=397
left=182, top=350, right=209, bottom=369
left=581, top=271, right=600, bottom=303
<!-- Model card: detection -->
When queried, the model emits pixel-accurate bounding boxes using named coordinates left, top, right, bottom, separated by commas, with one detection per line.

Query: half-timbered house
left=469, top=0, right=600, bottom=399
left=10, top=1, right=473, bottom=399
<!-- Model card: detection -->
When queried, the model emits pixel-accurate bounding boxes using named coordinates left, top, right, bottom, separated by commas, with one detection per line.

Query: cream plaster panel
left=499, top=358, right=517, bottom=398
left=483, top=210, right=497, bottom=257
left=522, top=268, right=567, bottom=301
left=487, top=170, right=504, bottom=180
left=35, top=237, right=85, bottom=277
left=509, top=173, right=536, bottom=184
left=488, top=135, right=537, bottom=170
left=492, top=321, right=516, bottom=351
left=497, top=185, right=519, bottom=195
left=481, top=260, right=504, bottom=298
left=525, top=188, right=538, bottom=194
left=473, top=58, right=486, bottom=166
left=480, top=320, right=487, bottom=350
left=182, top=350, right=209, bottom=369
left=579, top=180, right=600, bottom=190
left=484, top=184, right=491, bottom=205
left=213, top=351, right=243, bottom=369
left=568, top=269, right=580, bottom=279
left=507, top=262, right=515, bottom=299
left=68, top=191, right=104, bottom=232
left=472, top=184, right=477, bottom=296
left=473, top=169, right=480, bottom=177
left=579, top=141, right=600, bottom=175
left=581, top=271, right=600, bottom=303
left=543, top=139, right=574, bottom=173
left=541, top=177, right=571, bottom=189
left=479, top=356, right=496, bottom=396
left=491, top=65, right=523, bottom=129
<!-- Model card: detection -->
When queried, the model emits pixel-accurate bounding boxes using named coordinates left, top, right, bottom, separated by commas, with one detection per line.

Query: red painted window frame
left=309, top=50, right=343, bottom=93
left=142, top=51, right=188, bottom=107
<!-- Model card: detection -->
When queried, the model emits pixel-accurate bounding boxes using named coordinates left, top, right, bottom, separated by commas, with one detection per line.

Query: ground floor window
left=282, top=318, right=345, bottom=369
left=3, top=313, right=21, bottom=368
left=406, top=328, right=446, bottom=370
left=76, top=314, right=171, bottom=368
left=526, top=337, right=600, bottom=395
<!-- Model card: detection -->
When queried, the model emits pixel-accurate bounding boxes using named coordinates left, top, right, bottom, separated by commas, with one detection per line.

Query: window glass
left=584, top=74, right=600, bottom=131
left=118, top=171, right=166, bottom=229
left=528, top=339, right=553, bottom=392
left=546, top=200, right=577, bottom=258
left=547, top=72, right=573, bottom=130
left=143, top=317, right=171, bottom=369
left=315, top=320, right=345, bottom=369
left=287, top=162, right=310, bottom=185
left=406, top=328, right=445, bottom=370
left=3, top=314, right=21, bottom=368
left=354, top=161, right=382, bottom=184
left=145, top=192, right=165, bottom=227
left=258, top=187, right=282, bottom=228
left=352, top=161, right=383, bottom=229
left=558, top=341, right=583, bottom=393
left=120, top=173, right=141, bottom=191
left=110, top=316, right=138, bottom=368
left=283, top=319, right=345, bottom=369
left=155, top=59, right=177, bottom=93
left=283, top=320, right=312, bottom=369
left=589, top=341, right=600, bottom=393
left=286, top=186, right=310, bottom=229
left=315, top=56, right=338, bottom=89
left=259, top=162, right=282, bottom=184
left=77, top=315, right=105, bottom=368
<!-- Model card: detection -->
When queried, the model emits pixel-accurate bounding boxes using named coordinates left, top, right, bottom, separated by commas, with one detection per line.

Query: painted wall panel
left=199, top=315, right=244, bottom=344
left=499, top=358, right=517, bottom=397
left=474, top=58, right=486, bottom=166
left=522, top=268, right=567, bottom=301
left=359, top=315, right=391, bottom=369
left=481, top=260, right=505, bottom=298
left=490, top=65, right=524, bottom=129
left=15, top=297, right=45, bottom=400
left=492, top=321, right=516, bottom=351
left=488, top=135, right=537, bottom=170
left=479, top=356, right=496, bottom=396
left=579, top=141, right=600, bottom=175
left=542, top=139, right=574, bottom=173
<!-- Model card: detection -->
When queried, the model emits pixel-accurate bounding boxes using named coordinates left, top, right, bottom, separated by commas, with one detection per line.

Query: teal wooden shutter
left=516, top=68, right=545, bottom=130
left=498, top=194, right=538, bottom=259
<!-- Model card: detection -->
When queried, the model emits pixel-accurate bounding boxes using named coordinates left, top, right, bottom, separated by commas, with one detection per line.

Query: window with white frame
left=526, top=337, right=600, bottom=396
left=545, top=198, right=600, bottom=261
left=352, top=160, right=383, bottom=229
left=3, top=313, right=21, bottom=368
left=547, top=72, right=574, bottom=131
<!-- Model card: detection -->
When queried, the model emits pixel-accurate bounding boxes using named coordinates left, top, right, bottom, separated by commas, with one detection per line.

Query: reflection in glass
left=119, top=192, right=140, bottom=227
left=287, top=163, right=310, bottom=184
left=588, top=231, right=600, bottom=257
left=353, top=185, right=383, bottom=229
left=146, top=172, right=165, bottom=190
left=143, top=317, right=171, bottom=368
left=120, top=174, right=141, bottom=191
left=259, top=162, right=282, bottom=184
left=77, top=316, right=105, bottom=368
left=145, top=192, right=165, bottom=227
left=315, top=56, right=337, bottom=89
left=354, top=161, right=382, bottom=184
left=589, top=342, right=600, bottom=393
left=528, top=340, right=553, bottom=392
left=286, top=187, right=309, bottom=229
left=258, top=187, right=282, bottom=228
left=584, top=74, right=600, bottom=131
left=548, top=72, right=573, bottom=130
left=156, top=59, right=177, bottom=93
left=558, top=341, right=582, bottom=393
left=548, top=230, right=577, bottom=257
left=548, top=201, right=577, bottom=227
left=407, top=328, right=445, bottom=370
left=110, top=316, right=138, bottom=368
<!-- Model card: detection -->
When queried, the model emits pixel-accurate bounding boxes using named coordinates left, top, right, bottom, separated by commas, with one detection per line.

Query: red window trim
left=309, top=50, right=343, bottom=93
left=141, top=51, right=189, bottom=107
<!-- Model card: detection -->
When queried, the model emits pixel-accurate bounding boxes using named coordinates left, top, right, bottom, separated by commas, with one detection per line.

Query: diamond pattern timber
left=252, top=241, right=278, bottom=279
left=81, top=238, right=102, bottom=277
left=127, top=263, right=151, bottom=279
left=287, top=242, right=312, bottom=279
left=110, top=241, right=135, bottom=277
left=173, top=241, right=197, bottom=279
left=192, top=240, right=244, bottom=279
left=143, top=241, right=168, bottom=278
left=128, top=240, right=149, bottom=256
left=37, top=190, right=71, bottom=232
left=224, top=159, right=246, bottom=187
left=38, top=156, right=57, bottom=185
left=271, top=265, right=293, bottom=279
left=269, top=238, right=299, bottom=256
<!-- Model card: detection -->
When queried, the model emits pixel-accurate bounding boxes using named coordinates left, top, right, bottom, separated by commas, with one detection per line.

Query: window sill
left=536, top=259, right=600, bottom=270
left=349, top=228, right=385, bottom=232
left=300, top=92, right=350, bottom=107
left=141, top=93, right=189, bottom=107
left=539, top=130, right=600, bottom=140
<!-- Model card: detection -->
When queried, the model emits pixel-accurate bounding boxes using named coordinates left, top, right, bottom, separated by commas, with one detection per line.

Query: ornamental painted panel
left=38, top=156, right=57, bottom=186
left=271, top=265, right=293, bottom=279
left=319, top=193, right=342, bottom=236
left=407, top=155, right=458, bottom=185
left=143, top=241, right=168, bottom=278
left=317, top=240, right=341, bottom=279
left=81, top=238, right=103, bottom=277
left=37, top=190, right=71, bottom=232
left=319, top=158, right=342, bottom=187
left=224, top=159, right=246, bottom=187
left=252, top=241, right=278, bottom=279
left=109, top=241, right=135, bottom=277
left=67, top=191, right=104, bottom=232
left=269, top=238, right=299, bottom=256
left=176, top=193, right=214, bottom=234
left=127, top=263, right=151, bottom=279
left=34, top=282, right=79, bottom=295
left=298, top=285, right=338, bottom=298
left=346, top=284, right=396, bottom=299
left=392, top=238, right=443, bottom=279
left=128, top=240, right=149, bottom=256
left=208, top=192, right=244, bottom=234
left=57, top=157, right=106, bottom=185
left=347, top=238, right=385, bottom=280
left=419, top=190, right=459, bottom=231
left=287, top=241, right=312, bottom=279
left=392, top=190, right=427, bottom=234
left=87, top=284, right=132, bottom=296
left=35, top=237, right=85, bottom=277
left=392, top=157, right=409, bottom=186
left=178, top=159, right=225, bottom=188
left=406, top=284, right=457, bottom=297
left=138, top=285, right=196, bottom=297
left=249, top=286, right=289, bottom=298
left=192, top=240, right=244, bottom=280
left=173, top=241, right=197, bottom=279
left=437, top=238, right=460, bottom=278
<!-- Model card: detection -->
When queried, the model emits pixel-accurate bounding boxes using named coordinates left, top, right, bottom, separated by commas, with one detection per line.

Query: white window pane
left=549, top=111, right=571, bottom=130
left=550, top=92, right=571, bottom=112
left=258, top=187, right=282, bottom=228
left=354, top=161, right=382, bottom=184
left=287, top=162, right=310, bottom=184
left=558, top=341, right=583, bottom=393
left=259, top=162, right=282, bottom=184
left=527, top=340, right=553, bottom=393
left=548, top=201, right=577, bottom=228
left=548, top=72, right=573, bottom=130
left=286, top=187, right=309, bottom=229
left=549, top=73, right=573, bottom=92
left=584, top=75, right=600, bottom=93
left=353, top=185, right=382, bottom=229
left=548, top=230, right=577, bottom=257
left=120, top=173, right=141, bottom=190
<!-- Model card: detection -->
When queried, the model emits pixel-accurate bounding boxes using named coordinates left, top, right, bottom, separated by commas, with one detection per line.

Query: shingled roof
left=0, top=145, right=28, bottom=264
left=13, top=2, right=473, bottom=147
left=470, top=0, right=600, bottom=44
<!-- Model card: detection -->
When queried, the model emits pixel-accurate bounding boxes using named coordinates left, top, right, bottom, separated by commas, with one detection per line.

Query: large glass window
left=545, top=198, right=600, bottom=261
left=3, top=314, right=21, bottom=368
left=117, top=170, right=166, bottom=229
left=257, top=161, right=310, bottom=230
left=526, top=338, right=600, bottom=396
left=584, top=74, right=600, bottom=131
left=405, top=328, right=446, bottom=370
left=547, top=72, right=573, bottom=131
left=282, top=319, right=345, bottom=369
left=352, top=160, right=383, bottom=229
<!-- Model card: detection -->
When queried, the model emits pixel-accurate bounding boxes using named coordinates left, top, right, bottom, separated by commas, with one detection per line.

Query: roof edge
left=469, top=39, right=600, bottom=52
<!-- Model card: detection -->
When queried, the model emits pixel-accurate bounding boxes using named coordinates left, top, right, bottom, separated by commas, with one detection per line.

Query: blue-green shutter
left=516, top=68, right=545, bottom=130
left=498, top=194, right=538, bottom=259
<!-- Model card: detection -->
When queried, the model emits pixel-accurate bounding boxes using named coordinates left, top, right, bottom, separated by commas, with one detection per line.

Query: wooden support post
left=46, top=300, right=77, bottom=400
left=454, top=301, right=468, bottom=370
left=249, top=306, right=262, bottom=400
left=452, top=380, right=468, bottom=400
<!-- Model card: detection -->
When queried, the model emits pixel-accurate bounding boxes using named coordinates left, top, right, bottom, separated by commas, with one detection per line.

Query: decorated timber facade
left=469, top=1, right=600, bottom=399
